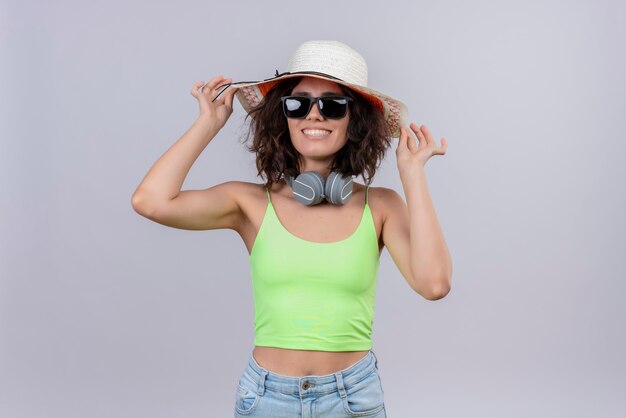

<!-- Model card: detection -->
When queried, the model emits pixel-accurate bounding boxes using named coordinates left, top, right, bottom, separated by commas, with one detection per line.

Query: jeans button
left=302, top=381, right=311, bottom=390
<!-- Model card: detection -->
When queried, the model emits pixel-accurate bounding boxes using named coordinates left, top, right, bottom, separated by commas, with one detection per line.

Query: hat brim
left=226, top=73, right=408, bottom=138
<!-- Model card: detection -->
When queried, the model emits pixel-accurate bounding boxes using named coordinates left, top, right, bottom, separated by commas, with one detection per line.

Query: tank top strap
left=265, top=186, right=271, bottom=204
left=366, top=184, right=369, bottom=205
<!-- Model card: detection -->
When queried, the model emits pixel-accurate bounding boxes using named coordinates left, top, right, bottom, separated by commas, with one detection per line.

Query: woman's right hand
left=190, top=75, right=239, bottom=130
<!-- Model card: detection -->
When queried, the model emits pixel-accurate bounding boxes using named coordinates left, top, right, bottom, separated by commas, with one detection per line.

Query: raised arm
left=382, top=123, right=452, bottom=300
left=131, top=76, right=243, bottom=231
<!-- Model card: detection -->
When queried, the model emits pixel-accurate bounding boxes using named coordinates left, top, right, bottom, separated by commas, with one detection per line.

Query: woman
left=132, top=40, right=452, bottom=417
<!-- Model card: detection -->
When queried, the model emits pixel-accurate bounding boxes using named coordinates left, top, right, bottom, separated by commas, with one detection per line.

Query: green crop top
left=248, top=185, right=381, bottom=351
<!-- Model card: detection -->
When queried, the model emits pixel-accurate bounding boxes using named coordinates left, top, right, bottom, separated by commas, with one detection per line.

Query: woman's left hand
left=396, top=122, right=447, bottom=172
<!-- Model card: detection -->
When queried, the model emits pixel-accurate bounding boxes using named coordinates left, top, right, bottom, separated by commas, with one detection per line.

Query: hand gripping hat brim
left=211, top=40, right=409, bottom=138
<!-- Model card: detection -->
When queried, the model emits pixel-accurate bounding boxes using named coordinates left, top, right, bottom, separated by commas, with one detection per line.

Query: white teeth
left=303, top=129, right=331, bottom=137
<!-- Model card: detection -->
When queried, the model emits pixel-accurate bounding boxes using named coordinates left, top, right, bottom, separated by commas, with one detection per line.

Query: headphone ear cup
left=290, top=171, right=325, bottom=206
left=325, top=172, right=354, bottom=205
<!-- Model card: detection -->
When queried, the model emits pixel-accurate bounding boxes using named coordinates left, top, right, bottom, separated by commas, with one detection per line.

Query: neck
left=298, top=159, right=333, bottom=179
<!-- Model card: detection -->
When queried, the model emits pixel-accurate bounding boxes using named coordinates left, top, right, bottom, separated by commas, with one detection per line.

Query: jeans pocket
left=234, top=373, right=261, bottom=415
left=341, top=370, right=385, bottom=416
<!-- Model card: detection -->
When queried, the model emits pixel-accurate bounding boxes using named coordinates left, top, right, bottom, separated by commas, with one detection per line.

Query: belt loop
left=371, top=349, right=378, bottom=368
left=335, top=372, right=347, bottom=398
left=256, top=370, right=267, bottom=396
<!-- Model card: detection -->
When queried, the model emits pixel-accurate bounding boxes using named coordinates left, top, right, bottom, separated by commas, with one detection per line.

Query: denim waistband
left=243, top=350, right=379, bottom=396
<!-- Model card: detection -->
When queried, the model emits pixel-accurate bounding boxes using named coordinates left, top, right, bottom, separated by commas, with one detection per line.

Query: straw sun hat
left=205, top=40, right=409, bottom=138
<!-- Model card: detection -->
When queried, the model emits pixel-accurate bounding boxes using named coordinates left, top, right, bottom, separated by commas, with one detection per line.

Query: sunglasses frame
left=280, top=95, right=353, bottom=120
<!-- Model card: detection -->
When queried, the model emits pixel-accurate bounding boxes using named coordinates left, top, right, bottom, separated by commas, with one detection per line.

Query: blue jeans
left=234, top=349, right=386, bottom=417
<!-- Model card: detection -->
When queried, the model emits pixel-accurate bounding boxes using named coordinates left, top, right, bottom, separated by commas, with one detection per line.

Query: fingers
left=210, top=78, right=232, bottom=102
left=414, top=123, right=448, bottom=155
left=191, top=75, right=240, bottom=110
left=192, top=75, right=227, bottom=98
left=212, top=79, right=235, bottom=103
left=202, top=75, right=225, bottom=94
left=397, top=126, right=407, bottom=152
left=439, top=137, right=448, bottom=154
left=401, top=122, right=448, bottom=159
left=411, top=122, right=427, bottom=147
left=415, top=123, right=445, bottom=151
left=224, top=84, right=239, bottom=109
left=406, top=125, right=418, bottom=152
left=191, top=80, right=206, bottom=97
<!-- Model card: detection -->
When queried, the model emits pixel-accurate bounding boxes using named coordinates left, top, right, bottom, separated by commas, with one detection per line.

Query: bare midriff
left=253, top=346, right=370, bottom=377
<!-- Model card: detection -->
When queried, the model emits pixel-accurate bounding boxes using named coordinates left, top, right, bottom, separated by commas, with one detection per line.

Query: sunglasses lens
left=319, top=97, right=349, bottom=119
left=283, top=97, right=309, bottom=118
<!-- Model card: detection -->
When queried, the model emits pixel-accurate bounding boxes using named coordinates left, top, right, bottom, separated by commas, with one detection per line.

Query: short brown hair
left=241, top=77, right=393, bottom=188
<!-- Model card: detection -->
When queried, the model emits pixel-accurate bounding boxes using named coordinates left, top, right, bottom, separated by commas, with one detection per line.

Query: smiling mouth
left=302, top=129, right=332, bottom=138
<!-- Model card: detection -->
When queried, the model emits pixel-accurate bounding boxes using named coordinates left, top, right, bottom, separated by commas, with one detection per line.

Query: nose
left=306, top=100, right=324, bottom=121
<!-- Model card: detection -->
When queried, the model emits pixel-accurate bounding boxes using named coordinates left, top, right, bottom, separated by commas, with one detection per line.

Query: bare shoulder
left=366, top=185, right=404, bottom=224
left=220, top=180, right=260, bottom=195
left=215, top=180, right=265, bottom=198
left=227, top=180, right=269, bottom=226
left=231, top=180, right=268, bottom=202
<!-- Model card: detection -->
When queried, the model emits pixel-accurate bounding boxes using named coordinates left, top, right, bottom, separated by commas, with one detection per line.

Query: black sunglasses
left=280, top=95, right=353, bottom=119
